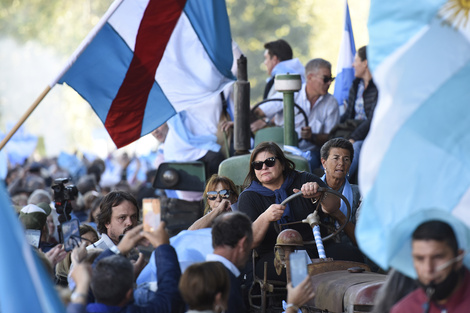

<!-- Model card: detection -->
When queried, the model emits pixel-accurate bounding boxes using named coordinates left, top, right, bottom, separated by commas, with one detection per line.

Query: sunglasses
left=321, top=75, right=335, bottom=83
left=207, top=189, right=231, bottom=201
left=252, top=157, right=277, bottom=171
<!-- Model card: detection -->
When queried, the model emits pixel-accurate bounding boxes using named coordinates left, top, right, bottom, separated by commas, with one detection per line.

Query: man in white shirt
left=258, top=58, right=339, bottom=171
left=251, top=39, right=305, bottom=132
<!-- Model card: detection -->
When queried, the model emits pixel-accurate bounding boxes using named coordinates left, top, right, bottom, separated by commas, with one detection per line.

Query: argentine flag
left=0, top=183, right=65, bottom=312
left=56, top=0, right=235, bottom=148
left=333, top=0, right=356, bottom=113
left=356, top=0, right=470, bottom=278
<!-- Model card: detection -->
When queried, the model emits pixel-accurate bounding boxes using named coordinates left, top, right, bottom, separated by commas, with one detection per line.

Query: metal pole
left=234, top=55, right=250, bottom=155
left=274, top=74, right=301, bottom=147
left=282, top=91, right=296, bottom=146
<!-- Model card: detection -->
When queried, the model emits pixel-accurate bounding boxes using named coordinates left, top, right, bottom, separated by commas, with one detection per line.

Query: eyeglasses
left=252, top=157, right=277, bottom=171
left=321, top=75, right=335, bottom=83
left=207, top=189, right=231, bottom=201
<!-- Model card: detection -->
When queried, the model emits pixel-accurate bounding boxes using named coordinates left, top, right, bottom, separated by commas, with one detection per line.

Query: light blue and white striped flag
left=0, top=183, right=65, bottom=312
left=356, top=0, right=470, bottom=278
left=333, top=0, right=356, bottom=114
left=57, top=0, right=235, bottom=148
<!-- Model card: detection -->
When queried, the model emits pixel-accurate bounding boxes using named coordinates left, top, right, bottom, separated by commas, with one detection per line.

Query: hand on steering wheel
left=279, top=187, right=351, bottom=242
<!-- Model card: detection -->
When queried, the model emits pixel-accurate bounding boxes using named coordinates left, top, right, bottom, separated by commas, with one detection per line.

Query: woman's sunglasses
left=207, top=189, right=231, bottom=201
left=252, top=157, right=277, bottom=171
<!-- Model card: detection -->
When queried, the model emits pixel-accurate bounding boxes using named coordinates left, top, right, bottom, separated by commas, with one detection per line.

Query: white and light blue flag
left=356, top=0, right=470, bottom=278
left=333, top=0, right=356, bottom=113
left=55, top=0, right=235, bottom=148
left=0, top=183, right=65, bottom=312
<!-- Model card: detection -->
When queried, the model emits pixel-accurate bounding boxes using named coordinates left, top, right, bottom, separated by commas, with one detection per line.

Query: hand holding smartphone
left=62, top=219, right=80, bottom=252
left=25, top=229, right=41, bottom=248
left=290, top=251, right=309, bottom=287
left=143, top=198, right=161, bottom=232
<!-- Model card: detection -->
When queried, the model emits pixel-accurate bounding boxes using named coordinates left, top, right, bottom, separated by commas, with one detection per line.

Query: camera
left=51, top=178, right=78, bottom=221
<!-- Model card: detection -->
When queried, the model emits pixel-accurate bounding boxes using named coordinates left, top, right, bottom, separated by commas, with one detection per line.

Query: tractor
left=153, top=56, right=387, bottom=312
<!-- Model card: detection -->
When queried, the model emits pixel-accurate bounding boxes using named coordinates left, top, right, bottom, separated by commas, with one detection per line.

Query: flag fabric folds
left=0, top=183, right=65, bottom=312
left=356, top=0, right=470, bottom=278
left=56, top=0, right=235, bottom=148
left=333, top=0, right=356, bottom=112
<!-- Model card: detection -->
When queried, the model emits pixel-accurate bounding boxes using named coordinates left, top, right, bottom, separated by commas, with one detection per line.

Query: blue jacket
left=67, top=244, right=183, bottom=313
left=227, top=268, right=245, bottom=313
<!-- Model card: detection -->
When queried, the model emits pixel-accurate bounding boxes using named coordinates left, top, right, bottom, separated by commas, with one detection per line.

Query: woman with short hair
left=320, top=138, right=361, bottom=245
left=179, top=261, right=230, bottom=313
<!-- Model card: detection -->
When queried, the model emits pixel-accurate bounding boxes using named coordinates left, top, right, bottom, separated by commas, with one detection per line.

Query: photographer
left=52, top=178, right=79, bottom=225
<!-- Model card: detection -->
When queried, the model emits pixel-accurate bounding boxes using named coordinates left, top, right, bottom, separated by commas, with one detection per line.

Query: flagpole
left=0, top=86, right=51, bottom=151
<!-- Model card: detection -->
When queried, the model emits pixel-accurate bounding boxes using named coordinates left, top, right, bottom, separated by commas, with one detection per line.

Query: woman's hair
left=179, top=261, right=230, bottom=311
left=244, top=141, right=295, bottom=187
left=79, top=224, right=99, bottom=242
left=203, top=174, right=239, bottom=214
left=88, top=195, right=103, bottom=223
left=320, top=138, right=355, bottom=162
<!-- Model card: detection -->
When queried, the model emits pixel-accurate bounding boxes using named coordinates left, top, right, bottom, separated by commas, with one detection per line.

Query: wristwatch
left=110, top=245, right=121, bottom=255
left=263, top=117, right=271, bottom=126
left=71, top=292, right=87, bottom=302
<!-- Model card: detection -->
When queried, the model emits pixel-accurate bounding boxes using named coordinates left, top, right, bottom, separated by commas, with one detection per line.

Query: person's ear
left=214, top=291, right=227, bottom=313
left=272, top=54, right=279, bottom=64
left=118, top=288, right=134, bottom=307
left=320, top=158, right=327, bottom=169
left=238, top=236, right=247, bottom=250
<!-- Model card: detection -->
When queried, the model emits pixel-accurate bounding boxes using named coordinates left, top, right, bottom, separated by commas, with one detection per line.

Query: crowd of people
left=3, top=40, right=469, bottom=313
left=251, top=40, right=377, bottom=179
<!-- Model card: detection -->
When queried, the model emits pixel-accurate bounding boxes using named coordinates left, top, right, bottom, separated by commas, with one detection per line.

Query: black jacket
left=340, top=78, right=378, bottom=141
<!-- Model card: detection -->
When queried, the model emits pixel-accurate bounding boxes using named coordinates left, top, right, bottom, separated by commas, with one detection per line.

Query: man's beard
left=418, top=266, right=464, bottom=301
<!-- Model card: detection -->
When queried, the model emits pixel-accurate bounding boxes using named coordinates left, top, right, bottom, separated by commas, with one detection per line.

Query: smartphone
left=142, top=198, right=161, bottom=232
left=290, top=251, right=309, bottom=287
left=25, top=229, right=41, bottom=248
left=62, top=219, right=80, bottom=252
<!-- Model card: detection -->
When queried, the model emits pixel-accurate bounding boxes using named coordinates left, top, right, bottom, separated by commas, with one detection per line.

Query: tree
left=0, top=0, right=113, bottom=55
left=227, top=0, right=316, bottom=102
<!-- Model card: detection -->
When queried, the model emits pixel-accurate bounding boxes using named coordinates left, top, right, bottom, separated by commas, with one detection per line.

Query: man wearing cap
left=390, top=220, right=470, bottom=313
left=19, top=202, right=56, bottom=252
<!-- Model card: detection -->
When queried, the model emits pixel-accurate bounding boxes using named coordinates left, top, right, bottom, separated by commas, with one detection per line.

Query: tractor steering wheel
left=251, top=98, right=309, bottom=128
left=278, top=187, right=351, bottom=242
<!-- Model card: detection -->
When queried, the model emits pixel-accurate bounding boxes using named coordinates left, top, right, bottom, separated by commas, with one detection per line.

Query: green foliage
left=0, top=0, right=112, bottom=54
left=227, top=0, right=315, bottom=102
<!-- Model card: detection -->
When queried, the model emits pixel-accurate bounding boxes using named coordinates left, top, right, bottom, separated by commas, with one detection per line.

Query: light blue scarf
left=242, top=173, right=295, bottom=225
left=321, top=174, right=352, bottom=222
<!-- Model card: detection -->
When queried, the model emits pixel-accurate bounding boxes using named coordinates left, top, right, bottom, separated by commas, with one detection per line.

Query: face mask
left=419, top=266, right=463, bottom=301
